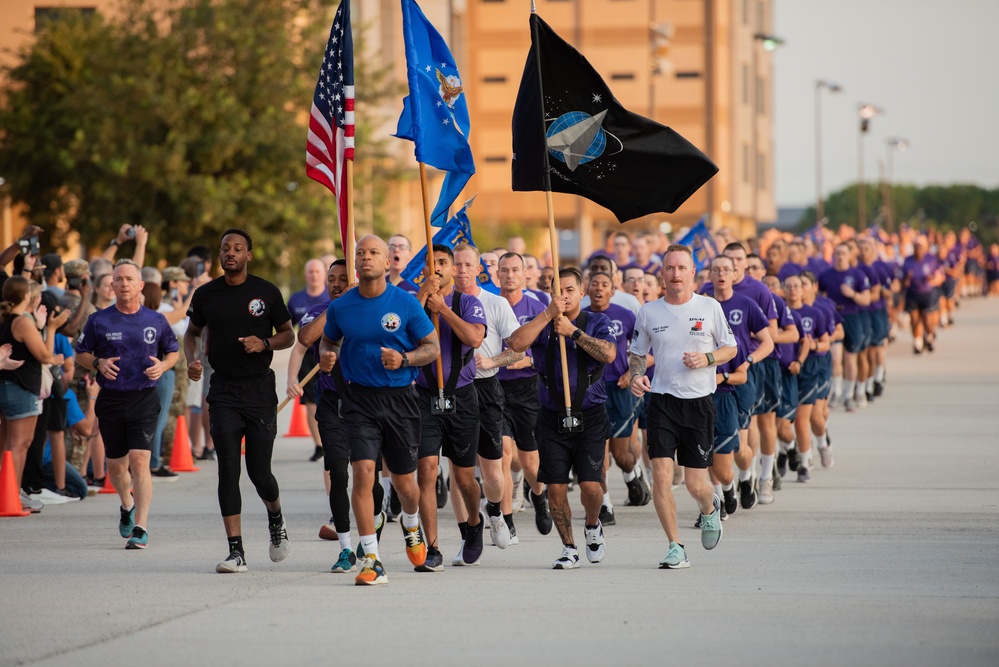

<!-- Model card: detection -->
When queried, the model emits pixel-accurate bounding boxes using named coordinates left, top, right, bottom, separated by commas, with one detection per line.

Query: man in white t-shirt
left=629, top=245, right=737, bottom=570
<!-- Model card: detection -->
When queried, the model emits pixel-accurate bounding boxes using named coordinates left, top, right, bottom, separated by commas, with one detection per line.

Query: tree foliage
left=0, top=0, right=401, bottom=281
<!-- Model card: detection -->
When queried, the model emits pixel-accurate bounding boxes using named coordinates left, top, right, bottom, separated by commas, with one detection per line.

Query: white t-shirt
left=157, top=302, right=189, bottom=341
left=630, top=294, right=736, bottom=399
left=580, top=290, right=641, bottom=319
left=469, top=287, right=520, bottom=379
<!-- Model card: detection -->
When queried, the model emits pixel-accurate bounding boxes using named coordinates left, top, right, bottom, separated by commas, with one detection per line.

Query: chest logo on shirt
left=381, top=313, right=401, bottom=332
left=248, top=299, right=266, bottom=317
left=843, top=276, right=855, bottom=289
left=471, top=305, right=485, bottom=320
left=689, top=318, right=705, bottom=336
left=143, top=327, right=157, bottom=345
left=802, top=317, right=814, bottom=333
left=519, top=314, right=533, bottom=325
left=728, top=309, right=744, bottom=326
left=609, top=319, right=624, bottom=338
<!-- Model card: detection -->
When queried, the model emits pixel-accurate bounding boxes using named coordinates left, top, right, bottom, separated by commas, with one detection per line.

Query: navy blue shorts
left=798, top=357, right=823, bottom=406
left=816, top=354, right=832, bottom=400
left=636, top=392, right=651, bottom=429
left=712, top=391, right=739, bottom=455
left=536, top=405, right=609, bottom=485
left=777, top=368, right=798, bottom=421
left=867, top=308, right=889, bottom=346
left=605, top=382, right=640, bottom=439
left=733, top=371, right=756, bottom=430
left=841, top=312, right=868, bottom=354
left=751, top=358, right=782, bottom=416
left=942, top=277, right=956, bottom=299
left=905, top=289, right=938, bottom=314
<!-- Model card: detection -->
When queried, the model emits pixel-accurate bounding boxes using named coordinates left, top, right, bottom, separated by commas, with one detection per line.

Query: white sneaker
left=20, top=490, right=43, bottom=512
left=488, top=513, right=511, bottom=549
left=268, top=519, right=290, bottom=563
left=819, top=445, right=835, bottom=468
left=758, top=478, right=774, bottom=505
left=451, top=544, right=479, bottom=567
left=584, top=522, right=605, bottom=563
left=511, top=470, right=525, bottom=513
left=30, top=488, right=72, bottom=505
left=552, top=545, right=580, bottom=569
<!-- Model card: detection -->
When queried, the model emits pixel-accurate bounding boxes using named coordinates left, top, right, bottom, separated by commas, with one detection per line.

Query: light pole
left=857, top=103, right=884, bottom=228
left=885, top=136, right=909, bottom=232
left=814, top=80, right=841, bottom=223
left=751, top=32, right=783, bottom=228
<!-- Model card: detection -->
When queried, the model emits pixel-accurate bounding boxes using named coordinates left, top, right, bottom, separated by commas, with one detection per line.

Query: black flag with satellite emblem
left=512, top=14, right=719, bottom=223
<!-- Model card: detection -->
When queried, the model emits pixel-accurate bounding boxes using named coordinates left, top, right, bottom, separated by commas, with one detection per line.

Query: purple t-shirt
left=531, top=310, right=614, bottom=412
left=872, top=260, right=896, bottom=308
left=388, top=276, right=420, bottom=296
left=704, top=276, right=777, bottom=358
left=775, top=309, right=804, bottom=369
left=287, top=289, right=330, bottom=326
left=76, top=305, right=179, bottom=392
left=806, top=256, right=831, bottom=277
left=583, top=302, right=636, bottom=381
left=415, top=292, right=486, bottom=391
left=498, top=294, right=546, bottom=382
left=812, top=296, right=841, bottom=354
left=621, top=259, right=661, bottom=275
left=901, top=255, right=940, bottom=295
left=856, top=262, right=881, bottom=312
left=794, top=303, right=830, bottom=353
left=716, top=292, right=768, bottom=366
left=777, top=262, right=807, bottom=282
left=818, top=267, right=870, bottom=315
left=301, top=303, right=337, bottom=395
left=527, top=288, right=551, bottom=305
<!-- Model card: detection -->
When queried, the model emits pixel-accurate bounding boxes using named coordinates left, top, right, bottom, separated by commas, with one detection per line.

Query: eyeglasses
left=710, top=268, right=733, bottom=275
left=388, top=244, right=410, bottom=251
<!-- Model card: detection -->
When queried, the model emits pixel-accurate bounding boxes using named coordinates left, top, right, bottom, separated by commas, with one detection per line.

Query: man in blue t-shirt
left=583, top=270, right=650, bottom=521
left=320, top=235, right=440, bottom=586
left=76, top=260, right=179, bottom=551
left=412, top=245, right=486, bottom=571
left=509, top=268, right=616, bottom=570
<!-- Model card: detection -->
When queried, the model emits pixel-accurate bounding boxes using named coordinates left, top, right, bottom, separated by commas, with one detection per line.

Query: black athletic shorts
left=905, top=289, right=938, bottom=314
left=95, top=387, right=160, bottom=460
left=473, top=376, right=504, bottom=461
left=341, top=384, right=420, bottom=475
left=417, top=384, right=479, bottom=468
left=297, top=362, right=319, bottom=405
left=315, top=390, right=347, bottom=468
left=535, top=405, right=609, bottom=485
left=207, top=370, right=278, bottom=444
left=500, top=376, right=540, bottom=452
left=646, top=392, right=716, bottom=469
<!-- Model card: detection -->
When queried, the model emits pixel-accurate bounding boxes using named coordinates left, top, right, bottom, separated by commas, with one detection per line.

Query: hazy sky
left=773, top=0, right=999, bottom=207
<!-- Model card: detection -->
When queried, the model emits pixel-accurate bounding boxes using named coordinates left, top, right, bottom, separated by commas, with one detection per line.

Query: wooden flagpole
left=346, top=160, right=356, bottom=278
left=419, top=162, right=448, bottom=398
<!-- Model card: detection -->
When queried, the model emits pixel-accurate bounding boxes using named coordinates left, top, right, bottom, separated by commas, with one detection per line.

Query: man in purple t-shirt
left=412, top=245, right=487, bottom=571
left=76, top=260, right=179, bottom=550
left=509, top=268, right=616, bottom=570
left=902, top=235, right=945, bottom=354
left=584, top=271, right=650, bottom=524
left=818, top=243, right=871, bottom=410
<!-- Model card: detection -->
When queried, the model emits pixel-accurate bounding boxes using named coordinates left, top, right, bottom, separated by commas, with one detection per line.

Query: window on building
left=483, top=76, right=507, bottom=84
left=756, top=1, right=765, bottom=32
left=742, top=0, right=749, bottom=25
left=757, top=152, right=766, bottom=191
left=35, top=6, right=96, bottom=31
left=756, top=75, right=765, bottom=115
left=610, top=73, right=635, bottom=81
left=742, top=64, right=749, bottom=105
left=485, top=156, right=508, bottom=163
left=675, top=71, right=701, bottom=79
left=742, top=144, right=750, bottom=184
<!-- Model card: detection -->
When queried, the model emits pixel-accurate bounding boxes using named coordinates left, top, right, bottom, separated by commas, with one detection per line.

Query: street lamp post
left=751, top=32, right=783, bottom=229
left=814, top=80, right=841, bottom=223
left=885, top=136, right=909, bottom=233
left=857, top=103, right=884, bottom=229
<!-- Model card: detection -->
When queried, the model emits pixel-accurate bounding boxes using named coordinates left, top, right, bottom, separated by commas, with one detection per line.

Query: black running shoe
left=599, top=505, right=616, bottom=526
left=739, top=478, right=758, bottom=510
left=777, top=452, right=788, bottom=478
left=771, top=462, right=782, bottom=491
left=389, top=484, right=402, bottom=517
left=787, top=446, right=801, bottom=472
left=723, top=487, right=738, bottom=516
left=462, top=514, right=485, bottom=565
left=625, top=471, right=651, bottom=506
left=873, top=381, right=884, bottom=397
left=308, top=445, right=323, bottom=462
left=435, top=467, right=447, bottom=509
left=532, top=490, right=553, bottom=535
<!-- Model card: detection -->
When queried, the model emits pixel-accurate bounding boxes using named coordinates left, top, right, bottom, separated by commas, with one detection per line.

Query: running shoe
left=401, top=522, right=427, bottom=567
left=355, top=557, right=388, bottom=586
left=119, top=504, right=135, bottom=538
left=699, top=496, right=722, bottom=550
left=375, top=510, right=386, bottom=543
left=126, top=526, right=148, bottom=550
left=659, top=542, right=689, bottom=569
left=309, top=445, right=323, bottom=462
left=873, top=381, right=885, bottom=397
left=771, top=464, right=782, bottom=491
left=197, top=448, right=217, bottom=461
left=723, top=487, right=738, bottom=516
left=584, top=522, right=605, bottom=563
left=435, top=466, right=448, bottom=509
left=739, top=477, right=757, bottom=510
left=462, top=514, right=485, bottom=565
left=268, top=518, right=290, bottom=563
left=319, top=518, right=338, bottom=541
left=552, top=545, right=580, bottom=570
left=797, top=466, right=811, bottom=483
left=924, top=335, right=935, bottom=353
left=819, top=446, right=834, bottom=468
left=151, top=467, right=178, bottom=481
left=625, top=468, right=652, bottom=506
left=845, top=398, right=858, bottom=412
left=720, top=502, right=728, bottom=521
left=777, top=452, right=788, bottom=477
left=216, top=551, right=248, bottom=573
left=508, top=522, right=519, bottom=546
left=488, top=512, right=511, bottom=549
left=599, top=505, right=617, bottom=526
left=414, top=545, right=444, bottom=573
left=511, top=470, right=525, bottom=512
left=787, top=446, right=801, bottom=472
left=330, top=548, right=357, bottom=573
left=532, top=490, right=553, bottom=535
left=758, top=478, right=775, bottom=505
left=451, top=544, right=480, bottom=567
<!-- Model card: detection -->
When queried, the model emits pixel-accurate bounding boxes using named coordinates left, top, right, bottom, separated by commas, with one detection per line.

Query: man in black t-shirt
left=185, top=229, right=295, bottom=574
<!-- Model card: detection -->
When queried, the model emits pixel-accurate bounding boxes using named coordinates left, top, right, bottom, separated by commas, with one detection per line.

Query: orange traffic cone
left=283, top=396, right=311, bottom=437
left=99, top=470, right=117, bottom=494
left=169, top=415, right=200, bottom=472
left=0, top=451, right=30, bottom=517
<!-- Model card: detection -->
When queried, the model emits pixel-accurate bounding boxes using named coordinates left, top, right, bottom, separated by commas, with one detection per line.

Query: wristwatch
left=571, top=328, right=583, bottom=341
left=400, top=353, right=410, bottom=368
left=262, top=338, right=271, bottom=350
left=705, top=351, right=715, bottom=366
left=92, top=358, right=100, bottom=370
left=722, top=371, right=730, bottom=384
left=747, top=354, right=754, bottom=365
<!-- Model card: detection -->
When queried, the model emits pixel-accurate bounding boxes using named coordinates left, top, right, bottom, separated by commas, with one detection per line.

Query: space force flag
left=512, top=13, right=718, bottom=223
left=675, top=218, right=717, bottom=271
left=396, top=0, right=475, bottom=226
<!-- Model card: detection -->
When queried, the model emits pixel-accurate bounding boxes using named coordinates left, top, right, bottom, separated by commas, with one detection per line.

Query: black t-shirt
left=188, top=274, right=291, bottom=380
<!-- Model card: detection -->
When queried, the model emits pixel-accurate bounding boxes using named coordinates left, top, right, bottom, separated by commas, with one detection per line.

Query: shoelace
left=269, top=524, right=288, bottom=546
left=403, top=526, right=423, bottom=548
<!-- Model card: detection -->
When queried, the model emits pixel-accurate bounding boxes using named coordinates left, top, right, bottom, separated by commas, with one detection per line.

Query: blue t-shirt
left=583, top=302, right=635, bottom=381
left=54, top=333, right=74, bottom=362
left=498, top=294, right=546, bottom=382
left=287, top=289, right=330, bottom=326
left=818, top=267, right=870, bottom=315
left=531, top=310, right=614, bottom=413
left=323, top=284, right=434, bottom=388
left=76, top=305, right=178, bottom=392
left=43, top=391, right=86, bottom=466
left=717, top=292, right=769, bottom=365
left=415, top=291, right=486, bottom=391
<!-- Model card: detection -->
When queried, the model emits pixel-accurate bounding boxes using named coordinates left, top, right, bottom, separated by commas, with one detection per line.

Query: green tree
left=0, top=0, right=400, bottom=282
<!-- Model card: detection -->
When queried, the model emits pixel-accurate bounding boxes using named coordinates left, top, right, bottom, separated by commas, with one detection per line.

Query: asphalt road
left=1, top=297, right=997, bottom=667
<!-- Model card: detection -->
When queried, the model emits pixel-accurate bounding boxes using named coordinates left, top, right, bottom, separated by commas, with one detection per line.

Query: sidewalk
left=1, top=298, right=997, bottom=667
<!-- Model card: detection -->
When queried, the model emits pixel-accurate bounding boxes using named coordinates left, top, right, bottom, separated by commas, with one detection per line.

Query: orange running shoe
left=354, top=557, right=388, bottom=586
left=402, top=523, right=427, bottom=567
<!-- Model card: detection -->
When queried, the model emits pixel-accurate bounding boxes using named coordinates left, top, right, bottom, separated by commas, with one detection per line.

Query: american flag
left=306, top=0, right=354, bottom=255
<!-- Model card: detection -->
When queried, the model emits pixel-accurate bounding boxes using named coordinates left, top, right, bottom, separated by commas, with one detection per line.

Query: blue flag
left=806, top=221, right=826, bottom=248
left=396, top=0, right=475, bottom=227
left=675, top=217, right=717, bottom=271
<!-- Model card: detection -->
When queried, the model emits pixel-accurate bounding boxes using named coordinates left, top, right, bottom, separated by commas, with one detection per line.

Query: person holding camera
left=75, top=260, right=179, bottom=549
left=102, top=224, right=149, bottom=269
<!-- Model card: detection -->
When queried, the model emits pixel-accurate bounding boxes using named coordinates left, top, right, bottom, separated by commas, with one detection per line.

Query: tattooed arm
left=475, top=345, right=525, bottom=371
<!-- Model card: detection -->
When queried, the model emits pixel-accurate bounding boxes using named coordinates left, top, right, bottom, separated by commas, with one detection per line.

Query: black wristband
left=262, top=337, right=271, bottom=350
left=93, top=357, right=100, bottom=370
left=401, top=353, right=409, bottom=368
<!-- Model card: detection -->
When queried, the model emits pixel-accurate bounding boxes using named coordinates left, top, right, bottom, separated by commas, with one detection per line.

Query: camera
left=67, top=276, right=82, bottom=290
left=125, top=226, right=135, bottom=239
left=170, top=287, right=179, bottom=301
left=196, top=261, right=205, bottom=276
left=18, top=236, right=39, bottom=256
